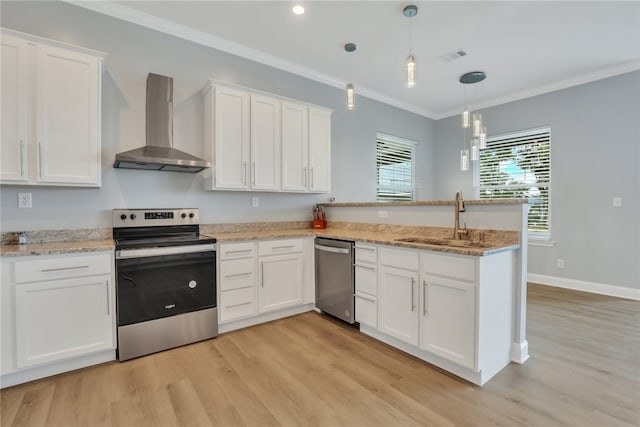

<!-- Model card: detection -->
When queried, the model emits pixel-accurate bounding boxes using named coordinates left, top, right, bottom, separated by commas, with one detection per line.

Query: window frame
left=473, top=126, right=552, bottom=242
left=376, top=132, right=417, bottom=202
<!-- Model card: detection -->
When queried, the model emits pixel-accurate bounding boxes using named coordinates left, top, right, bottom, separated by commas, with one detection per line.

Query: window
left=478, top=127, right=551, bottom=238
left=376, top=133, right=416, bottom=202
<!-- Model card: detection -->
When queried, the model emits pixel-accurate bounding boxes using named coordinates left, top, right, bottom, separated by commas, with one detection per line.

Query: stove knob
left=181, top=213, right=187, bottom=219
left=120, top=214, right=127, bottom=221
left=189, top=212, right=195, bottom=218
left=130, top=214, right=136, bottom=220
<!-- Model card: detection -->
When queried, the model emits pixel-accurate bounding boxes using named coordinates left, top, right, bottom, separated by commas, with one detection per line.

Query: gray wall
left=0, top=1, right=435, bottom=230
left=434, top=71, right=640, bottom=290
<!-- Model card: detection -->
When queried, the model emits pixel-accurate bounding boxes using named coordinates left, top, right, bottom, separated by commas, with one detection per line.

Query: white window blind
left=376, top=133, right=415, bottom=202
left=479, top=128, right=551, bottom=237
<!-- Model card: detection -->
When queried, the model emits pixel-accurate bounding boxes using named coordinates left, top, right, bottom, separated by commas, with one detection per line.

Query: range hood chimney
left=113, top=73, right=211, bottom=173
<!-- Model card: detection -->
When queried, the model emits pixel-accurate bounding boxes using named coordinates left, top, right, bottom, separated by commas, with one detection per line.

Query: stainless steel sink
left=395, top=237, right=490, bottom=248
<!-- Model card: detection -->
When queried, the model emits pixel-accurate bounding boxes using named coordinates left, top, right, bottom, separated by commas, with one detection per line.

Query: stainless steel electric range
left=113, top=208, right=217, bottom=361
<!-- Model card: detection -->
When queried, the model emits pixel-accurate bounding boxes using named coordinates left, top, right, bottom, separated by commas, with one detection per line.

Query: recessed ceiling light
left=292, top=5, right=305, bottom=15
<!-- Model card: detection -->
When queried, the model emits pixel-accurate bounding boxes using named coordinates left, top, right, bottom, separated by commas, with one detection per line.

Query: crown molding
left=434, top=60, right=640, bottom=120
left=64, top=0, right=437, bottom=119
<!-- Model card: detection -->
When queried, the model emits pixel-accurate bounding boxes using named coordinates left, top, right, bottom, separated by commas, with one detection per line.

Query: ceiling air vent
left=440, top=49, right=467, bottom=62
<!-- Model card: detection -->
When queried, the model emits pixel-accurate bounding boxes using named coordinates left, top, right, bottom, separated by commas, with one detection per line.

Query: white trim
left=219, top=304, right=314, bottom=334
left=436, top=60, right=640, bottom=120
left=376, top=132, right=419, bottom=146
left=528, top=238, right=555, bottom=247
left=528, top=273, right=640, bottom=301
left=63, top=0, right=435, bottom=118
left=510, top=341, right=529, bottom=364
left=1, top=27, right=106, bottom=59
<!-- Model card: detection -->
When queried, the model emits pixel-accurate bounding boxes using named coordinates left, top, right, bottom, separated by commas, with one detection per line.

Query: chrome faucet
left=453, top=191, right=469, bottom=240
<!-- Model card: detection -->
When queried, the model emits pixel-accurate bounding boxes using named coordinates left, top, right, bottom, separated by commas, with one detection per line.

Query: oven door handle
left=116, top=244, right=217, bottom=259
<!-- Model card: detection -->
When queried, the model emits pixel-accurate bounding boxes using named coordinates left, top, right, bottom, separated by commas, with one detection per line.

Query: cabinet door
left=214, top=86, right=250, bottom=189
left=281, top=101, right=308, bottom=191
left=258, top=253, right=303, bottom=313
left=251, top=95, right=281, bottom=190
left=36, top=45, right=101, bottom=186
left=308, top=108, right=331, bottom=193
left=378, top=266, right=419, bottom=346
left=1, top=35, right=29, bottom=183
left=419, top=275, right=476, bottom=369
left=15, top=275, right=114, bottom=368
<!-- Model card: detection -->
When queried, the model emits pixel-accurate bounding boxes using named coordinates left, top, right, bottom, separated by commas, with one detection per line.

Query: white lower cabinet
left=363, top=245, right=515, bottom=386
left=218, top=237, right=311, bottom=328
left=419, top=274, right=476, bottom=370
left=354, top=243, right=377, bottom=328
left=1, top=251, right=116, bottom=386
left=258, top=239, right=303, bottom=313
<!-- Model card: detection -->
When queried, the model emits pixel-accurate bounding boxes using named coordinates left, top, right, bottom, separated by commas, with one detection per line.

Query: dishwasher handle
left=315, top=244, right=350, bottom=254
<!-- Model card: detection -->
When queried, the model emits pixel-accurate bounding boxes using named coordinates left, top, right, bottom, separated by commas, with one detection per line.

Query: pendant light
left=459, top=71, right=488, bottom=171
left=344, top=43, right=357, bottom=110
left=403, top=5, right=418, bottom=88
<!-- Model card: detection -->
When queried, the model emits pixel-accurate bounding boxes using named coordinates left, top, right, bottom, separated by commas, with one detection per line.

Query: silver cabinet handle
left=303, top=166, right=307, bottom=187
left=310, top=166, right=314, bottom=187
left=357, top=247, right=375, bottom=252
left=242, top=161, right=247, bottom=184
left=423, top=280, right=427, bottom=316
left=272, top=245, right=295, bottom=249
left=19, top=140, right=24, bottom=176
left=225, top=249, right=252, bottom=254
left=355, top=264, right=375, bottom=271
left=224, top=272, right=252, bottom=278
left=226, top=301, right=252, bottom=309
left=354, top=293, right=376, bottom=303
left=106, top=282, right=110, bottom=316
left=260, top=261, right=264, bottom=287
left=252, top=162, right=256, bottom=185
left=411, top=277, right=416, bottom=311
left=38, top=142, right=43, bottom=178
left=41, top=265, right=89, bottom=272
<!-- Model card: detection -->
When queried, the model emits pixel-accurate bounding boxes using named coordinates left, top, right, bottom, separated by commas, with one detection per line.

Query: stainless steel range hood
left=114, top=73, right=211, bottom=173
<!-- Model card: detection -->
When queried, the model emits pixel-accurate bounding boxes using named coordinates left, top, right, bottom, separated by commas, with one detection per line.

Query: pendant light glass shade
left=460, top=149, right=469, bottom=171
left=462, top=110, right=470, bottom=128
left=470, top=139, right=479, bottom=161
left=406, top=55, right=416, bottom=88
left=346, top=83, right=355, bottom=110
left=479, top=127, right=487, bottom=149
left=473, top=113, right=482, bottom=138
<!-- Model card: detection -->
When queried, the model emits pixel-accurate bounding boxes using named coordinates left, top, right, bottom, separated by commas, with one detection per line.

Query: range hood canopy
left=114, top=73, right=211, bottom=173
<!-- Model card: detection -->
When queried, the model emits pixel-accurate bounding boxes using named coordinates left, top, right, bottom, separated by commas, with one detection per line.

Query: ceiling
left=74, top=1, right=640, bottom=119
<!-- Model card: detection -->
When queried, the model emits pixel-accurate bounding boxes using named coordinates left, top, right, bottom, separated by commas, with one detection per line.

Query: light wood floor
left=2, top=283, right=639, bottom=426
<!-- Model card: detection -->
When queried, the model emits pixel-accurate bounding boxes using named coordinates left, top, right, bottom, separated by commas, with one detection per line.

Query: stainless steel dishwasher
left=315, top=238, right=355, bottom=324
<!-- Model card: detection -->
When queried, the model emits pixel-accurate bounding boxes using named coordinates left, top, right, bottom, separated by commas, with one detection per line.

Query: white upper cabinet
left=251, top=95, right=281, bottom=191
left=202, top=80, right=332, bottom=193
left=281, top=101, right=309, bottom=191
left=1, top=35, right=28, bottom=182
left=308, top=108, right=331, bottom=192
left=0, top=29, right=104, bottom=187
left=206, top=85, right=250, bottom=190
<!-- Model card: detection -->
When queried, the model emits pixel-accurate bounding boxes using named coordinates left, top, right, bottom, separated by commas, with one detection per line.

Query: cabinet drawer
left=220, top=259, right=255, bottom=291
left=355, top=243, right=377, bottom=264
left=355, top=292, right=377, bottom=327
left=380, top=246, right=419, bottom=271
left=355, top=264, right=377, bottom=296
left=258, top=238, right=302, bottom=256
left=421, top=252, right=475, bottom=282
left=219, top=241, right=255, bottom=260
left=15, top=253, right=111, bottom=284
left=220, top=287, right=256, bottom=322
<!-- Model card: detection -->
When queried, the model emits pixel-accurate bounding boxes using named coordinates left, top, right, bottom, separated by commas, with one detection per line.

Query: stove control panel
left=113, top=208, right=199, bottom=227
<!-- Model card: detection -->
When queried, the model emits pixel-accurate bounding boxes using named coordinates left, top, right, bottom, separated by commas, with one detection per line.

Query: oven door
left=115, top=244, right=216, bottom=326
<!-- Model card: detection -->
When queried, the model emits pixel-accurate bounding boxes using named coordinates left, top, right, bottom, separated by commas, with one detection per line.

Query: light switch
left=613, top=197, right=622, bottom=208
left=252, top=197, right=259, bottom=208
left=378, top=210, right=388, bottom=218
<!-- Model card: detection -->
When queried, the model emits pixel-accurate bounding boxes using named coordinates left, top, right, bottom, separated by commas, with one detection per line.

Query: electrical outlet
left=378, top=210, right=388, bottom=218
left=252, top=197, right=259, bottom=208
left=18, top=192, right=32, bottom=209
left=556, top=258, right=565, bottom=269
left=613, top=197, right=622, bottom=208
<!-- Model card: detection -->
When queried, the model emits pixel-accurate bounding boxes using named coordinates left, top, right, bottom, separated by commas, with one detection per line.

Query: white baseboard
left=510, top=341, right=529, bottom=364
left=219, top=304, right=315, bottom=334
left=527, top=273, right=640, bottom=301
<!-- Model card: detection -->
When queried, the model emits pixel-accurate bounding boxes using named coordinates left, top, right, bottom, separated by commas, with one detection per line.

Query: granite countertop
left=1, top=224, right=519, bottom=258
left=1, top=239, right=115, bottom=257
